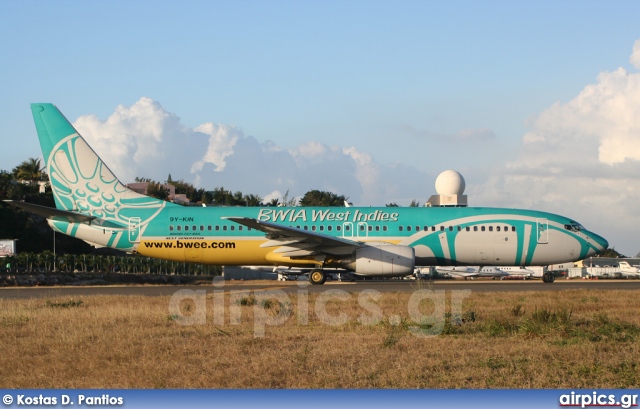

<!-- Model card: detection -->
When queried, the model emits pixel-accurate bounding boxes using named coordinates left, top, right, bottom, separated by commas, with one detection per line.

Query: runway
left=2, top=279, right=640, bottom=299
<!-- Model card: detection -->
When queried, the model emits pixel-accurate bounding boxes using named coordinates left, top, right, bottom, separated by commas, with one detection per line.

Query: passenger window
left=200, top=225, right=204, bottom=231
left=337, top=226, right=341, bottom=231
left=449, top=226, right=453, bottom=231
left=383, top=226, right=388, bottom=232
left=465, top=226, right=470, bottom=231
left=376, top=226, right=380, bottom=232
left=424, top=226, right=428, bottom=231
left=230, top=226, right=235, bottom=231
left=432, top=226, right=436, bottom=231
left=223, top=226, right=227, bottom=231
left=319, top=226, right=324, bottom=231
left=489, top=226, right=493, bottom=232
left=473, top=226, right=478, bottom=231
left=457, top=226, right=461, bottom=231
left=177, top=226, right=182, bottom=231
left=170, top=225, right=174, bottom=231
left=239, top=226, right=243, bottom=231
left=368, top=226, right=372, bottom=232
left=304, top=226, right=308, bottom=230
left=185, top=226, right=189, bottom=231
left=407, top=226, right=412, bottom=232
left=207, top=226, right=212, bottom=231
left=496, top=226, right=501, bottom=232
left=215, top=226, right=220, bottom=231
left=481, top=226, right=485, bottom=232
left=399, top=226, right=403, bottom=232
left=512, top=226, right=516, bottom=232
left=440, top=226, right=445, bottom=231
left=312, top=226, right=317, bottom=231
left=328, top=226, right=332, bottom=232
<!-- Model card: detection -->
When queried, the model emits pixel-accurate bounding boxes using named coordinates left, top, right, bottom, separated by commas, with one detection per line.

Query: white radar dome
left=435, top=170, right=466, bottom=195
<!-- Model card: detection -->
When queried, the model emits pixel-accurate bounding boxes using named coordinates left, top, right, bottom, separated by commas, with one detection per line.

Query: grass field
left=1, top=287, right=639, bottom=388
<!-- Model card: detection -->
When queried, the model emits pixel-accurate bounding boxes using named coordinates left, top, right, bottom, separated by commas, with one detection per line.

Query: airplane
left=496, top=266, right=538, bottom=278
left=435, top=266, right=509, bottom=279
left=5, top=103, right=609, bottom=285
left=435, top=265, right=536, bottom=279
left=617, top=261, right=640, bottom=277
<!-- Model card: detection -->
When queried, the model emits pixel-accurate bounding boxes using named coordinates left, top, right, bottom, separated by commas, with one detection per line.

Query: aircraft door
left=357, top=222, right=368, bottom=238
left=342, top=222, right=354, bottom=238
left=128, top=217, right=141, bottom=243
left=536, top=218, right=548, bottom=244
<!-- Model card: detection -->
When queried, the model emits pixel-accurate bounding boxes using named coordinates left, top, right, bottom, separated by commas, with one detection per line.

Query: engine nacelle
left=346, top=244, right=415, bottom=276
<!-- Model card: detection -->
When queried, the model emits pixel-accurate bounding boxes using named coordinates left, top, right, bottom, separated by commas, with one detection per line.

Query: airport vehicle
left=6, top=103, right=609, bottom=284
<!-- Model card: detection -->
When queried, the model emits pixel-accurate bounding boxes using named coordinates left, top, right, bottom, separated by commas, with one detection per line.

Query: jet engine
left=344, top=244, right=415, bottom=276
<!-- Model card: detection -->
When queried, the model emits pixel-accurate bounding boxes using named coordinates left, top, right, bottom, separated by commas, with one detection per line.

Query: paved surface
left=2, top=279, right=640, bottom=299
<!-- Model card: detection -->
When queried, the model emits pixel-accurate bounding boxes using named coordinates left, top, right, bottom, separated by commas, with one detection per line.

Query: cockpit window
left=564, top=222, right=584, bottom=232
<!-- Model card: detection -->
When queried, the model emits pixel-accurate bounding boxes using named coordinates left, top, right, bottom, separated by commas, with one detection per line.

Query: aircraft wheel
left=543, top=273, right=555, bottom=283
left=309, top=270, right=326, bottom=285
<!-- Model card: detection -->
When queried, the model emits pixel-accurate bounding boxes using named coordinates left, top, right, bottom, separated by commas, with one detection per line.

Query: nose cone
left=586, top=231, right=609, bottom=256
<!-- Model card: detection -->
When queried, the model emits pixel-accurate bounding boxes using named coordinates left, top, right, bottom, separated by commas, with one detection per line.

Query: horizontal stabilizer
left=4, top=200, right=123, bottom=228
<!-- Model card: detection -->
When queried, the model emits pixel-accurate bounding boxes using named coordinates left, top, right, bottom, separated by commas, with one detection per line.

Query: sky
left=1, top=1, right=640, bottom=256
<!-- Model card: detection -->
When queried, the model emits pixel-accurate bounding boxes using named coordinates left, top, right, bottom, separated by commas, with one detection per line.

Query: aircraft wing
left=225, top=217, right=362, bottom=257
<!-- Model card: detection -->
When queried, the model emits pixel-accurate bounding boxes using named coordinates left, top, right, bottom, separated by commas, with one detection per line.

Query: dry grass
left=1, top=287, right=640, bottom=388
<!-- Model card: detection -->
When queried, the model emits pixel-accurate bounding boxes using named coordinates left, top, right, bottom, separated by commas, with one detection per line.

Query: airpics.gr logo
left=559, top=391, right=638, bottom=408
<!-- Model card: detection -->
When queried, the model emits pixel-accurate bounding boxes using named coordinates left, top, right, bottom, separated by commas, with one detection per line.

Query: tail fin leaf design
left=30, top=103, right=174, bottom=247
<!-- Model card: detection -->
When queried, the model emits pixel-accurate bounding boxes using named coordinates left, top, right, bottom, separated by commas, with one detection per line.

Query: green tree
left=244, top=194, right=263, bottom=206
left=597, top=247, right=626, bottom=258
left=299, top=190, right=347, bottom=207
left=211, top=187, right=234, bottom=205
left=13, top=158, right=46, bottom=186
left=147, top=182, right=169, bottom=200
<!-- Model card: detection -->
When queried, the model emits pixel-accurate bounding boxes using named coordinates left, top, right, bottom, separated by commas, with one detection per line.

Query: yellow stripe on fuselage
left=136, top=237, right=402, bottom=266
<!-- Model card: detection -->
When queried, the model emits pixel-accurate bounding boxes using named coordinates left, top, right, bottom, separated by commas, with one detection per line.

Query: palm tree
left=14, top=158, right=46, bottom=186
left=244, top=194, right=263, bottom=206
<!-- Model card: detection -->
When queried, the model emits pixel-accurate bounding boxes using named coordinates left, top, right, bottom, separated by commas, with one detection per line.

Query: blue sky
left=2, top=1, right=640, bottom=255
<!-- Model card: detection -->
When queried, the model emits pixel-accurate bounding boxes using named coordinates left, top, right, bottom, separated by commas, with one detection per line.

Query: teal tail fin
left=30, top=103, right=175, bottom=226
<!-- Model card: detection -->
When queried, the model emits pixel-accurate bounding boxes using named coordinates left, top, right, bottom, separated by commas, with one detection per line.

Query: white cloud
left=191, top=122, right=241, bottom=173
left=474, top=41, right=640, bottom=256
left=74, top=97, right=207, bottom=184
left=72, top=97, right=431, bottom=207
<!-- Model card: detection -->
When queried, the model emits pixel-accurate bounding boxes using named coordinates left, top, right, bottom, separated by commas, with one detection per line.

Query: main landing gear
left=309, top=269, right=326, bottom=285
left=542, top=272, right=556, bottom=283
